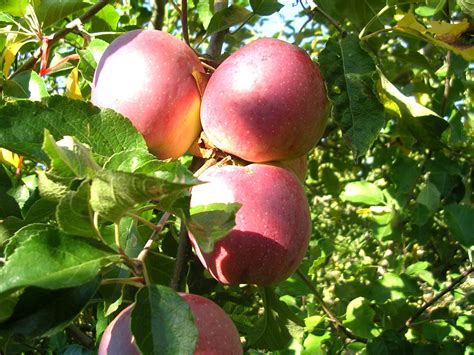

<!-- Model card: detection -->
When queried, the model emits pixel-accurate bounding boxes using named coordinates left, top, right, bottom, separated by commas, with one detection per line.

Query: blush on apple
left=98, top=294, right=242, bottom=355
left=200, top=38, right=328, bottom=163
left=269, top=155, right=308, bottom=184
left=189, top=164, right=311, bottom=285
left=92, top=29, right=204, bottom=160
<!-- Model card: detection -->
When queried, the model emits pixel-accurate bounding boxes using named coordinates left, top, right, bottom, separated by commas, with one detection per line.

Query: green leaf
left=0, top=96, right=147, bottom=164
left=250, top=0, right=284, bottom=16
left=78, top=38, right=109, bottom=83
left=0, top=0, right=28, bottom=16
left=103, top=148, right=161, bottom=173
left=343, top=297, right=378, bottom=338
left=34, top=0, right=90, bottom=28
left=340, top=181, right=385, bottom=205
left=248, top=286, right=297, bottom=351
left=42, top=131, right=100, bottom=179
left=37, top=170, right=70, bottom=202
left=93, top=4, right=120, bottom=30
left=416, top=182, right=441, bottom=211
left=458, top=0, right=474, bottom=16
left=415, top=0, right=446, bottom=16
left=56, top=180, right=96, bottom=238
left=207, top=5, right=252, bottom=35
left=0, top=290, right=21, bottom=322
left=0, top=278, right=100, bottom=337
left=405, top=261, right=435, bottom=285
left=186, top=202, right=241, bottom=253
left=197, top=0, right=213, bottom=29
left=319, top=34, right=385, bottom=159
left=371, top=272, right=422, bottom=303
left=2, top=71, right=49, bottom=100
left=367, top=330, right=412, bottom=355
left=0, top=224, right=119, bottom=295
left=444, top=204, right=474, bottom=248
left=90, top=168, right=198, bottom=222
left=131, top=285, right=198, bottom=355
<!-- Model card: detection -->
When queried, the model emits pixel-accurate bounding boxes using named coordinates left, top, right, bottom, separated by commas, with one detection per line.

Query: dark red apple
left=200, top=38, right=328, bottom=163
left=98, top=294, right=242, bottom=354
left=92, top=29, right=204, bottom=160
left=189, top=164, right=311, bottom=285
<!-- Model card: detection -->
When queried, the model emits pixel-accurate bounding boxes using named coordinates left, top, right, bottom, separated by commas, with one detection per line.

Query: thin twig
left=309, top=3, right=345, bottom=36
left=136, top=212, right=172, bottom=262
left=399, top=265, right=474, bottom=333
left=66, top=324, right=94, bottom=349
left=440, top=2, right=451, bottom=117
left=8, top=0, right=111, bottom=80
left=126, top=212, right=169, bottom=232
left=206, top=0, right=228, bottom=58
left=169, top=222, right=192, bottom=291
left=296, top=269, right=368, bottom=343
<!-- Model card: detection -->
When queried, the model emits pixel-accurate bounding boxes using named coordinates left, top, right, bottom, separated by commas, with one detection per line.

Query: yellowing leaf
left=0, top=148, right=21, bottom=167
left=2, top=41, right=29, bottom=77
left=66, top=67, right=82, bottom=100
left=428, top=18, right=469, bottom=39
left=395, top=12, right=426, bottom=35
left=395, top=12, right=474, bottom=61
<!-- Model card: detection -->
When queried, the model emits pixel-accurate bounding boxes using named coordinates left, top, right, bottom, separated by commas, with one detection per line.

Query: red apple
left=269, top=155, right=308, bottom=183
left=98, top=294, right=242, bottom=355
left=200, top=38, right=328, bottom=163
left=189, top=164, right=311, bottom=285
left=92, top=29, right=204, bottom=160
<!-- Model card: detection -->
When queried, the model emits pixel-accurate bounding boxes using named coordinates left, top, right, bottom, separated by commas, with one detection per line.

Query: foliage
left=0, top=0, right=473, bottom=353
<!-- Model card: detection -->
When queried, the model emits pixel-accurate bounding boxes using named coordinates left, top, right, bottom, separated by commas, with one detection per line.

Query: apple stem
left=296, top=269, right=368, bottom=343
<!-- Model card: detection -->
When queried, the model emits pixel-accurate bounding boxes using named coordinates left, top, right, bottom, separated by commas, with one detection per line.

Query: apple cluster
left=92, top=29, right=327, bottom=353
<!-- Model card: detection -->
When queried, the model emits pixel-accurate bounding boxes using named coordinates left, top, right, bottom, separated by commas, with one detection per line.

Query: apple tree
left=0, top=0, right=473, bottom=353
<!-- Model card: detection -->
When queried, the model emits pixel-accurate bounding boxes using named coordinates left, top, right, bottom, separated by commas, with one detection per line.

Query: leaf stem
left=92, top=212, right=108, bottom=245
left=359, top=5, right=389, bottom=40
left=101, top=277, right=145, bottom=288
left=136, top=212, right=172, bottom=262
left=8, top=0, right=111, bottom=80
left=114, top=222, right=124, bottom=254
left=296, top=269, right=368, bottom=343
left=399, top=265, right=474, bottom=333
left=126, top=212, right=168, bottom=232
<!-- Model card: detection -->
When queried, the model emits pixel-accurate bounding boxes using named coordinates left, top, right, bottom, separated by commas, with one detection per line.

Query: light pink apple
left=200, top=38, right=328, bottom=163
left=98, top=293, right=242, bottom=355
left=189, top=164, right=311, bottom=285
left=92, top=29, right=204, bottom=160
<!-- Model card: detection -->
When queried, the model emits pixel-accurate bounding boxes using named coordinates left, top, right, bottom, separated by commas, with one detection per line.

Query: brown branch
left=305, top=1, right=345, bottom=36
left=136, top=212, right=172, bottom=263
left=206, top=0, right=228, bottom=58
left=169, top=222, right=192, bottom=291
left=149, top=0, right=166, bottom=30
left=8, top=0, right=111, bottom=80
left=399, top=265, right=474, bottom=333
left=181, top=0, right=190, bottom=45
left=296, top=269, right=368, bottom=343
left=66, top=324, right=94, bottom=349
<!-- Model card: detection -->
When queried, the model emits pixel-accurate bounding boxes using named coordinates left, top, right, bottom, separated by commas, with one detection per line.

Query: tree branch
left=66, top=324, right=94, bottom=349
left=169, top=222, right=192, bottom=291
left=304, top=1, right=345, bottom=37
left=206, top=0, right=228, bottom=58
left=136, top=212, right=172, bottom=263
left=148, top=0, right=166, bottom=30
left=399, top=265, right=474, bottom=333
left=8, top=0, right=111, bottom=80
left=296, top=269, right=367, bottom=343
left=181, top=0, right=190, bottom=45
